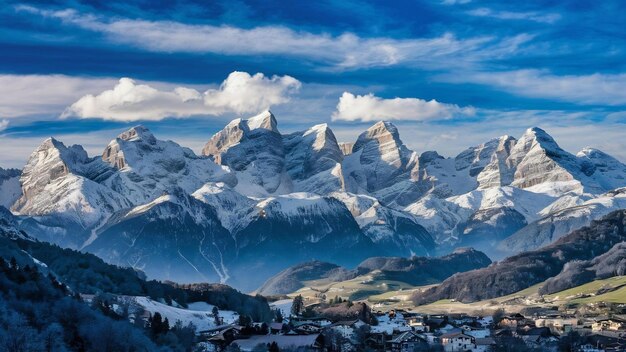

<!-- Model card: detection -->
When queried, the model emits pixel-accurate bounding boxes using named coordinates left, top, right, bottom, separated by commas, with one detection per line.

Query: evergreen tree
left=291, top=295, right=304, bottom=316
left=213, top=306, right=221, bottom=325
left=162, top=317, right=170, bottom=333
left=274, top=308, right=283, bottom=323
left=268, top=341, right=280, bottom=352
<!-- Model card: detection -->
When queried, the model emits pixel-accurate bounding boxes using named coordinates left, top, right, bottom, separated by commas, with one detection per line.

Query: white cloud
left=63, top=71, right=301, bottom=121
left=440, top=69, right=626, bottom=106
left=467, top=8, right=561, bottom=24
left=332, top=92, right=475, bottom=122
left=0, top=119, right=8, bottom=131
left=0, top=74, right=118, bottom=117
left=18, top=5, right=531, bottom=70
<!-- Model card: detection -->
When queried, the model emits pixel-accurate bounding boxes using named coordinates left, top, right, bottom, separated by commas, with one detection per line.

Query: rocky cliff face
left=202, top=110, right=286, bottom=195
left=283, top=123, right=344, bottom=194
left=344, top=121, right=418, bottom=193
left=476, top=136, right=517, bottom=188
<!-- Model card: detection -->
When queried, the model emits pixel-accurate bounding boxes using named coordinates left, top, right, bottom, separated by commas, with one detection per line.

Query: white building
left=440, top=331, right=476, bottom=351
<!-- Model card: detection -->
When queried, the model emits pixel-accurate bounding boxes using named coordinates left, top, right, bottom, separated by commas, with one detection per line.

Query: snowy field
left=270, top=299, right=293, bottom=317
left=133, top=297, right=239, bottom=331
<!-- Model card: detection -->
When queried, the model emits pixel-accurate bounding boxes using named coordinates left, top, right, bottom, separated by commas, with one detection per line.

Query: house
left=474, top=337, right=495, bottom=352
left=592, top=317, right=626, bottom=332
left=426, top=315, right=446, bottom=328
left=535, top=316, right=578, bottom=334
left=371, top=311, right=412, bottom=334
left=269, top=323, right=283, bottom=334
left=440, top=331, right=476, bottom=351
left=294, top=323, right=322, bottom=335
left=499, top=313, right=528, bottom=328
left=328, top=320, right=367, bottom=339
left=460, top=325, right=490, bottom=338
left=204, top=326, right=242, bottom=351
left=231, top=334, right=323, bottom=352
left=290, top=317, right=332, bottom=327
left=388, top=331, right=429, bottom=352
left=405, top=315, right=429, bottom=332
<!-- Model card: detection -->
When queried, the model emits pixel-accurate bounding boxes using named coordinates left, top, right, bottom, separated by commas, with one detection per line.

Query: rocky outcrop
left=339, top=142, right=355, bottom=156
left=343, top=121, right=418, bottom=194
left=476, top=136, right=517, bottom=188
left=283, top=123, right=344, bottom=194
left=202, top=111, right=285, bottom=195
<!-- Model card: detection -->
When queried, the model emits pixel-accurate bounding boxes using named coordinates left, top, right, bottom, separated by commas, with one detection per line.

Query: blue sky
left=1, top=0, right=626, bottom=167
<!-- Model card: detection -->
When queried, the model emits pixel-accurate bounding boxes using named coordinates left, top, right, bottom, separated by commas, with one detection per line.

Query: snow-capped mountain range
left=4, top=110, right=626, bottom=290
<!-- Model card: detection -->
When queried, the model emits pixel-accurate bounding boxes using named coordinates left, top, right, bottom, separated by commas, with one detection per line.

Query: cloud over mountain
left=332, top=92, right=475, bottom=122
left=62, top=72, right=301, bottom=121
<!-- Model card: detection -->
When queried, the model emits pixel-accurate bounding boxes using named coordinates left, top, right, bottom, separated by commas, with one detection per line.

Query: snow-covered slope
left=131, top=297, right=238, bottom=331
left=12, top=138, right=131, bottom=247
left=499, top=187, right=626, bottom=254
left=0, top=167, right=21, bottom=208
left=331, top=192, right=435, bottom=256
left=404, top=186, right=555, bottom=243
left=102, top=126, right=234, bottom=205
left=577, top=147, right=626, bottom=191
left=0, top=206, right=28, bottom=240
left=228, top=192, right=379, bottom=290
left=192, top=182, right=256, bottom=233
left=85, top=189, right=235, bottom=284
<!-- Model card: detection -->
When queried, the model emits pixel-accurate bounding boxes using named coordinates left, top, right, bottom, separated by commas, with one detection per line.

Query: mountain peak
left=353, top=121, right=402, bottom=153
left=245, top=110, right=278, bottom=132
left=117, top=125, right=156, bottom=145
left=518, top=126, right=562, bottom=152
left=367, top=121, right=398, bottom=137
left=39, top=137, right=63, bottom=151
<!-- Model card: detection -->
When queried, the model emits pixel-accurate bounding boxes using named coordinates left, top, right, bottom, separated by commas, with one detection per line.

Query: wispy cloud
left=439, top=69, right=626, bottom=106
left=17, top=5, right=532, bottom=70
left=63, top=72, right=301, bottom=121
left=441, top=0, right=471, bottom=5
left=467, top=7, right=561, bottom=24
left=332, top=92, right=475, bottom=122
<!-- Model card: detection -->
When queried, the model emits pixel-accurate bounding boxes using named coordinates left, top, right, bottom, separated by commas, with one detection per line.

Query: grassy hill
left=284, top=268, right=626, bottom=314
